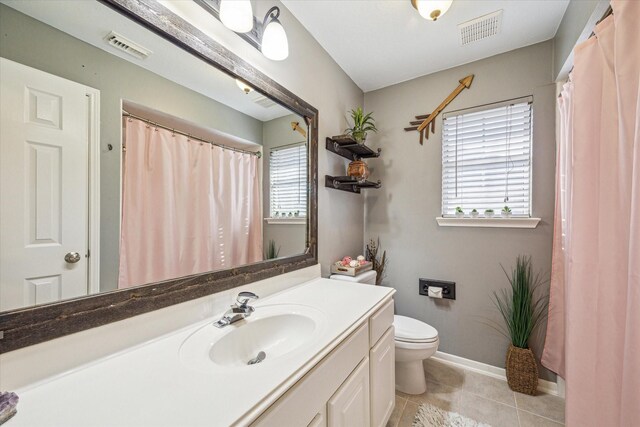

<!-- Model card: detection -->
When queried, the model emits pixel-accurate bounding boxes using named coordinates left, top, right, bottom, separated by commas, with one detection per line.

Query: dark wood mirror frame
left=0, top=0, right=318, bottom=354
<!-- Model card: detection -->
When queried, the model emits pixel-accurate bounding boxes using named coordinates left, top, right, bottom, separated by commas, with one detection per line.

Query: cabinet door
left=327, top=358, right=370, bottom=427
left=370, top=327, right=395, bottom=427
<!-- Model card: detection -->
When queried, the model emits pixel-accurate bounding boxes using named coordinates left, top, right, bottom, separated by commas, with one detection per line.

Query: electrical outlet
left=419, top=278, right=456, bottom=300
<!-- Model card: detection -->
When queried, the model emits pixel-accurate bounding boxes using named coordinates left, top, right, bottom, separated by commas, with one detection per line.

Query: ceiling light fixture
left=261, top=6, right=289, bottom=61
left=235, top=78, right=253, bottom=94
left=219, top=0, right=253, bottom=33
left=411, top=0, right=453, bottom=21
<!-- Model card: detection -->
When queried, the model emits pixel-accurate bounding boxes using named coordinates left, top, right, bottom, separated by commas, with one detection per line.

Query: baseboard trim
left=431, top=351, right=561, bottom=397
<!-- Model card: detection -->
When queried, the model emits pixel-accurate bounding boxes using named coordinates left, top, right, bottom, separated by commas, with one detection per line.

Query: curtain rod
left=122, top=111, right=262, bottom=158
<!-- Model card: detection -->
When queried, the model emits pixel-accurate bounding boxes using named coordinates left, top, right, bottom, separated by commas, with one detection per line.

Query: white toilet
left=393, top=314, right=439, bottom=394
left=329, top=270, right=439, bottom=395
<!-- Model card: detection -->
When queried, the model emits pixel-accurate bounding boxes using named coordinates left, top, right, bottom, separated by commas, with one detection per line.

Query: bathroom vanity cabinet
left=252, top=299, right=395, bottom=427
left=5, top=278, right=395, bottom=427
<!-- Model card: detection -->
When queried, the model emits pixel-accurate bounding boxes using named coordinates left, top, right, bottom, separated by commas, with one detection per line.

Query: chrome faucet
left=213, top=291, right=259, bottom=328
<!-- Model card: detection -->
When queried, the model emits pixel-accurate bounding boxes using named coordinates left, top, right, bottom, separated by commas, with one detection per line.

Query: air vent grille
left=252, top=95, right=276, bottom=108
left=458, top=10, right=503, bottom=46
left=104, top=31, right=152, bottom=60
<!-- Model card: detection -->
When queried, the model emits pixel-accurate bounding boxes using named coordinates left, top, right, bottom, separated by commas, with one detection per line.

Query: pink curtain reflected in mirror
left=543, top=1, right=640, bottom=425
left=118, top=118, right=262, bottom=289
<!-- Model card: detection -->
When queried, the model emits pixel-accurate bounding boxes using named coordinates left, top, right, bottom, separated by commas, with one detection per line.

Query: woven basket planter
left=505, top=344, right=538, bottom=395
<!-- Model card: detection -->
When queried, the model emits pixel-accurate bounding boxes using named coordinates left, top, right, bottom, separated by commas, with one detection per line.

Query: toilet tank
left=330, top=270, right=377, bottom=285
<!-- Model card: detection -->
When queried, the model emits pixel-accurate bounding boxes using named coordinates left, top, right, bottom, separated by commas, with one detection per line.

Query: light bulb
left=235, top=79, right=253, bottom=94
left=220, top=0, right=253, bottom=33
left=262, top=19, right=288, bottom=61
left=414, top=0, right=453, bottom=21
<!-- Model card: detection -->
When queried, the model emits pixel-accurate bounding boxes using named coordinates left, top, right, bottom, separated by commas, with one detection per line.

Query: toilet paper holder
left=419, top=278, right=456, bottom=300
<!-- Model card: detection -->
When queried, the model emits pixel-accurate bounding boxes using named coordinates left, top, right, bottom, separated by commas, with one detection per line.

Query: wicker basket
left=505, top=344, right=538, bottom=395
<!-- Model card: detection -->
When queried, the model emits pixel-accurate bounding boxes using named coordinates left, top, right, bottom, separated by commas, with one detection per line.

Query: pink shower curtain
left=542, top=1, right=640, bottom=425
left=118, top=118, right=262, bottom=289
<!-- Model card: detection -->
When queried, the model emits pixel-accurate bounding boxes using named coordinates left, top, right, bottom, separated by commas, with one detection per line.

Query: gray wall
left=0, top=4, right=264, bottom=290
left=363, top=41, right=556, bottom=380
left=262, top=114, right=307, bottom=258
left=552, top=0, right=608, bottom=81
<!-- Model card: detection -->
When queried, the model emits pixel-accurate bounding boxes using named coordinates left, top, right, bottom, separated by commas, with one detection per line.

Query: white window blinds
left=269, top=143, right=307, bottom=217
left=441, top=98, right=533, bottom=217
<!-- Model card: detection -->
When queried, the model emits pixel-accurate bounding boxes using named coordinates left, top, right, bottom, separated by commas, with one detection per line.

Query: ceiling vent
left=252, top=94, right=277, bottom=109
left=104, top=31, right=152, bottom=60
left=458, top=10, right=503, bottom=46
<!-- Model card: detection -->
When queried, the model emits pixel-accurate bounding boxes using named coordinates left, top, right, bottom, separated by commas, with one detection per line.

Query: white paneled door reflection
left=0, top=58, right=91, bottom=311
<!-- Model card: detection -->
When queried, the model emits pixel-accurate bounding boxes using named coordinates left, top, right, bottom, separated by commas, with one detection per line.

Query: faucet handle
left=236, top=291, right=259, bottom=307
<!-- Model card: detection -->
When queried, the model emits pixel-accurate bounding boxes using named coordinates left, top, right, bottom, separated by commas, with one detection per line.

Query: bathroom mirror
left=0, top=0, right=318, bottom=352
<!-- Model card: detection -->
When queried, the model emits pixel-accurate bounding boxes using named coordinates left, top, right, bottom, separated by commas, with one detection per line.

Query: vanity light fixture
left=195, top=0, right=289, bottom=61
left=219, top=0, right=254, bottom=33
left=261, top=6, right=289, bottom=61
left=411, top=0, right=453, bottom=21
left=236, top=79, right=253, bottom=94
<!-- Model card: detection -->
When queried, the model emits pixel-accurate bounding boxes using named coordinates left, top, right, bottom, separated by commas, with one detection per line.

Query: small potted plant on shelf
left=470, top=209, right=479, bottom=218
left=484, top=209, right=495, bottom=218
left=501, top=206, right=512, bottom=218
left=294, top=210, right=300, bottom=217
left=455, top=207, right=465, bottom=218
left=346, top=107, right=378, bottom=144
left=488, top=255, right=548, bottom=395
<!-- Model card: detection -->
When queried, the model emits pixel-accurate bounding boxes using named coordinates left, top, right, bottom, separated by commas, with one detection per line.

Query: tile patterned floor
left=387, top=359, right=565, bottom=427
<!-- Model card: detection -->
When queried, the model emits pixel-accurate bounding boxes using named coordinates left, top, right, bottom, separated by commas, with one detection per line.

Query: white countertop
left=7, top=278, right=394, bottom=427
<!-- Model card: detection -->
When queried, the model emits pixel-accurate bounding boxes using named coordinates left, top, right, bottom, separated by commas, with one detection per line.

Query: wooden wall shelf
left=326, top=136, right=381, bottom=161
left=325, top=175, right=382, bottom=194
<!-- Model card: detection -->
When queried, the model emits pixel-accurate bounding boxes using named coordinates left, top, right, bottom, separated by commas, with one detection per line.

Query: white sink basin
left=180, top=304, right=326, bottom=372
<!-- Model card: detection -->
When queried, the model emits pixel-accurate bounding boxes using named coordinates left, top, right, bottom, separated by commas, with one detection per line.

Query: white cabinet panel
left=328, top=358, right=370, bottom=427
left=252, top=324, right=368, bottom=427
left=370, top=327, right=395, bottom=427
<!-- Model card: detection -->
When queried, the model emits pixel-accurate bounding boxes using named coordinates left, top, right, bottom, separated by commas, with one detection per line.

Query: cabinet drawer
left=369, top=299, right=394, bottom=346
left=251, top=322, right=369, bottom=427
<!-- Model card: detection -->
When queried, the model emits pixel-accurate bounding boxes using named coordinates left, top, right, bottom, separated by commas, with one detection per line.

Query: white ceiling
left=2, top=0, right=292, bottom=123
left=282, top=0, right=569, bottom=92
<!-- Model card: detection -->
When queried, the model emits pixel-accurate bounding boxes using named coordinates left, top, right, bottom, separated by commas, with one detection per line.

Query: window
left=441, top=97, right=533, bottom=217
left=269, top=143, right=307, bottom=217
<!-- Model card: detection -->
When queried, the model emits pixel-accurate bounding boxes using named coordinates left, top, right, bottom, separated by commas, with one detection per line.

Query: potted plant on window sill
left=470, top=209, right=479, bottom=218
left=484, top=209, right=495, bottom=218
left=501, top=206, right=512, bottom=218
left=490, top=255, right=548, bottom=395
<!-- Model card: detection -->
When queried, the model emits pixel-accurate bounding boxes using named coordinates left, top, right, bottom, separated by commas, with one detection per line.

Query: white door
left=1, top=58, right=90, bottom=311
left=370, top=327, right=396, bottom=427
left=327, top=358, right=371, bottom=427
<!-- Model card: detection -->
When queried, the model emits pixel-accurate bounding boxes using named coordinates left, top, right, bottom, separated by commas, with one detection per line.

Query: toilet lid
left=394, top=315, right=438, bottom=343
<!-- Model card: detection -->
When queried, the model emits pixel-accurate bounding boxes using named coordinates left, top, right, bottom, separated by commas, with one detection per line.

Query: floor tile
left=463, top=370, right=516, bottom=407
left=423, top=359, right=466, bottom=389
left=386, top=395, right=407, bottom=427
left=401, top=380, right=462, bottom=413
left=518, top=409, right=564, bottom=426
left=456, top=392, right=520, bottom=427
left=515, top=392, right=565, bottom=423
left=397, top=400, right=420, bottom=427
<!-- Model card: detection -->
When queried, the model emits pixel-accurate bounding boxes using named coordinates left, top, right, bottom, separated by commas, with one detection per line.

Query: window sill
left=436, top=217, right=541, bottom=229
left=265, top=217, right=306, bottom=225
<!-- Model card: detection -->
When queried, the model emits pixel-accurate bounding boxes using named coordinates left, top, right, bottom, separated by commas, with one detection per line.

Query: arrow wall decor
left=404, top=74, right=474, bottom=145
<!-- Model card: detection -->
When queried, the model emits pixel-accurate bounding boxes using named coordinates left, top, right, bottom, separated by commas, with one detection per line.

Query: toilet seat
left=394, top=315, right=438, bottom=343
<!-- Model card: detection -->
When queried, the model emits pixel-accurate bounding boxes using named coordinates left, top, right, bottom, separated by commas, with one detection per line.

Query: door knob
left=64, top=252, right=81, bottom=263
